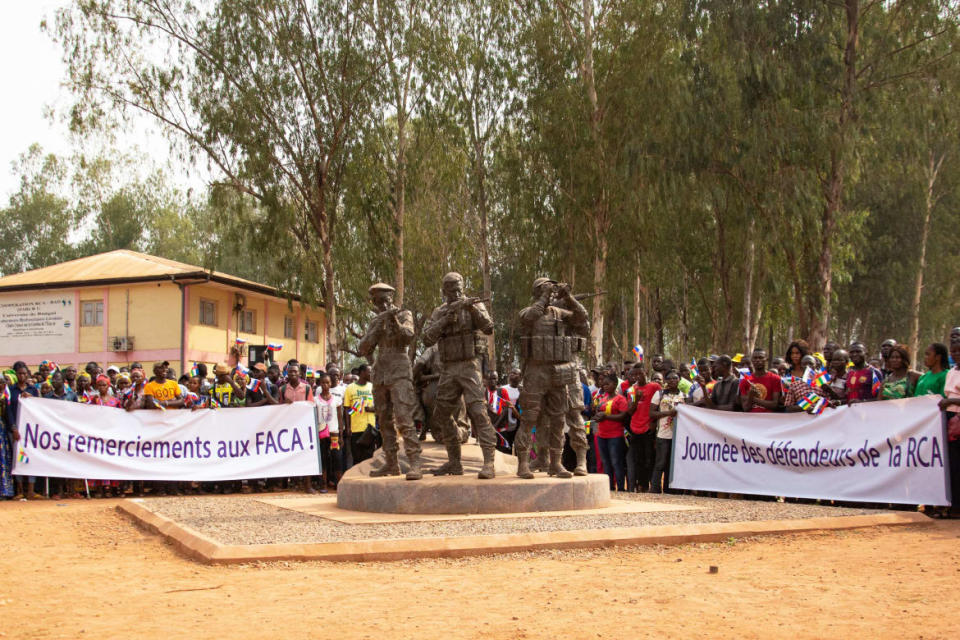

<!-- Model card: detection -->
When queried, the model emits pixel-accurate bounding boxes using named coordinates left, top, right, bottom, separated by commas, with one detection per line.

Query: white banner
left=672, top=396, right=951, bottom=505
left=13, top=398, right=321, bottom=481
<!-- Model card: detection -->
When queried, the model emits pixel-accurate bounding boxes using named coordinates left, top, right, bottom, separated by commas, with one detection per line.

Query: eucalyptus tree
left=52, top=0, right=381, bottom=358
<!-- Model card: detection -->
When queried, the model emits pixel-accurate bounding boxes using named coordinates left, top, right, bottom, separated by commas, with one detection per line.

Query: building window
left=284, top=315, right=295, bottom=339
left=239, top=309, right=256, bottom=333
left=81, top=300, right=103, bottom=327
left=199, top=299, right=217, bottom=326
left=305, top=320, right=319, bottom=343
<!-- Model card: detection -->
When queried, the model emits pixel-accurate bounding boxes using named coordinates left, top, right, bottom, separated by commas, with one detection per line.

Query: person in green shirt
left=879, top=344, right=920, bottom=400
left=913, top=342, right=949, bottom=397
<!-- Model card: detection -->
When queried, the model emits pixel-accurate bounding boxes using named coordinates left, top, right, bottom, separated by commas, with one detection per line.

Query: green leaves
left=41, top=0, right=960, bottom=363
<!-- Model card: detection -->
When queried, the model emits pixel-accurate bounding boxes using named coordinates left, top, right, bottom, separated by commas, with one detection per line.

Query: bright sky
left=0, top=1, right=193, bottom=201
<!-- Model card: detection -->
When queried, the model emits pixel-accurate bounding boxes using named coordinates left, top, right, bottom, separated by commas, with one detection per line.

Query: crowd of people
left=486, top=335, right=960, bottom=517
left=1, top=333, right=958, bottom=517
left=0, top=352, right=369, bottom=500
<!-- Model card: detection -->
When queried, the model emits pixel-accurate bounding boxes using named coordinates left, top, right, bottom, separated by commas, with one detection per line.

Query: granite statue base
left=336, top=442, right=610, bottom=515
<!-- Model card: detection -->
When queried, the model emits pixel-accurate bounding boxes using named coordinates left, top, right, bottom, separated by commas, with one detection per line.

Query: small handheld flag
left=689, top=358, right=699, bottom=378
left=738, top=368, right=753, bottom=381
left=348, top=397, right=367, bottom=415
left=18, top=448, right=28, bottom=464
left=267, top=343, right=283, bottom=352
left=190, top=362, right=201, bottom=377
left=871, top=369, right=882, bottom=396
left=235, top=337, right=247, bottom=345
left=798, top=391, right=827, bottom=416
left=490, top=392, right=503, bottom=415
left=633, top=344, right=644, bottom=362
left=780, top=376, right=792, bottom=394
left=813, top=370, right=832, bottom=387
left=246, top=378, right=262, bottom=393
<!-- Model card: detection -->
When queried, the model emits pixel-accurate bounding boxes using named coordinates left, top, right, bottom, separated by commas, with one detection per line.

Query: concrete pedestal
left=336, top=442, right=610, bottom=515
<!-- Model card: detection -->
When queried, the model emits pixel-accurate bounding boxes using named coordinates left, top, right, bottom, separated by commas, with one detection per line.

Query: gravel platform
left=139, top=492, right=887, bottom=546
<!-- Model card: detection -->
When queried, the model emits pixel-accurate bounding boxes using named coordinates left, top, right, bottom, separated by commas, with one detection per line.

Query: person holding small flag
left=820, top=349, right=849, bottom=405
left=245, top=363, right=276, bottom=407
left=738, top=349, right=782, bottom=413
left=844, top=342, right=882, bottom=403
left=211, top=362, right=245, bottom=407
left=783, top=351, right=828, bottom=412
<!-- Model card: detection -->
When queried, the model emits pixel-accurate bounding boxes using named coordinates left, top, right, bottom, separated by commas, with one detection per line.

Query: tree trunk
left=680, top=272, right=689, bottom=358
left=589, top=223, right=607, bottom=366
left=632, top=271, right=641, bottom=349
left=577, top=0, right=608, bottom=368
left=810, top=0, right=859, bottom=349
left=742, top=218, right=756, bottom=352
left=748, top=294, right=763, bottom=354
left=654, top=287, right=664, bottom=356
left=394, top=116, right=407, bottom=305
left=321, top=220, right=338, bottom=364
left=909, top=150, right=944, bottom=358
left=474, top=142, right=495, bottom=362
left=620, top=300, right=629, bottom=363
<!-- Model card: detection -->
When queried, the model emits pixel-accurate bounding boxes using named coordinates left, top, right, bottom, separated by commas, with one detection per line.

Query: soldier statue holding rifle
left=421, top=272, right=498, bottom=479
left=515, top=277, right=590, bottom=479
left=357, top=282, right=423, bottom=480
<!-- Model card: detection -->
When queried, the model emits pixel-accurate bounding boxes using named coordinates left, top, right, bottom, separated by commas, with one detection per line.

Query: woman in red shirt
left=593, top=372, right=629, bottom=491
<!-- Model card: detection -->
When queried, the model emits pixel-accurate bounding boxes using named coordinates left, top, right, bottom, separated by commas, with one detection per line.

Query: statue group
left=357, top=273, right=590, bottom=481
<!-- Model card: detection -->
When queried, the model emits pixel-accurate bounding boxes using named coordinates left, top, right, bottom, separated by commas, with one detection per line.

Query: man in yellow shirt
left=143, top=361, right=184, bottom=409
left=342, top=364, right=375, bottom=469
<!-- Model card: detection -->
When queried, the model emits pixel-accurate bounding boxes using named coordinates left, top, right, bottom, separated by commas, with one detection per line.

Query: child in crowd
left=314, top=372, right=338, bottom=493
left=89, top=375, right=122, bottom=497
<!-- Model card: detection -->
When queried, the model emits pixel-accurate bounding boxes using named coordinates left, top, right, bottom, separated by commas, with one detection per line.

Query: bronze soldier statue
left=412, top=344, right=470, bottom=445
left=421, top=272, right=497, bottom=479
left=515, top=277, right=590, bottom=479
left=356, top=282, right=423, bottom=480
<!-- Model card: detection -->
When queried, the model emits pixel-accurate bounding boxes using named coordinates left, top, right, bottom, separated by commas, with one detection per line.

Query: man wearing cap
left=106, top=365, right=120, bottom=388
left=143, top=361, right=184, bottom=409
left=515, top=277, right=590, bottom=479
left=357, top=283, right=423, bottom=480
left=245, top=363, right=276, bottom=407
left=421, top=272, right=498, bottom=478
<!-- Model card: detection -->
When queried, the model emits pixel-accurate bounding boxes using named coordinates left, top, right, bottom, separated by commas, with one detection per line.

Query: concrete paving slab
left=117, top=499, right=931, bottom=565
left=256, top=495, right=702, bottom=524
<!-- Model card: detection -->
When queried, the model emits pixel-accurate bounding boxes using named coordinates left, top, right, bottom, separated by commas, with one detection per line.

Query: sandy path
left=1, top=499, right=957, bottom=640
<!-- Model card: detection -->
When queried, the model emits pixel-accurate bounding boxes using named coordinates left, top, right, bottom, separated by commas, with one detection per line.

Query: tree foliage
left=31, top=0, right=960, bottom=368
